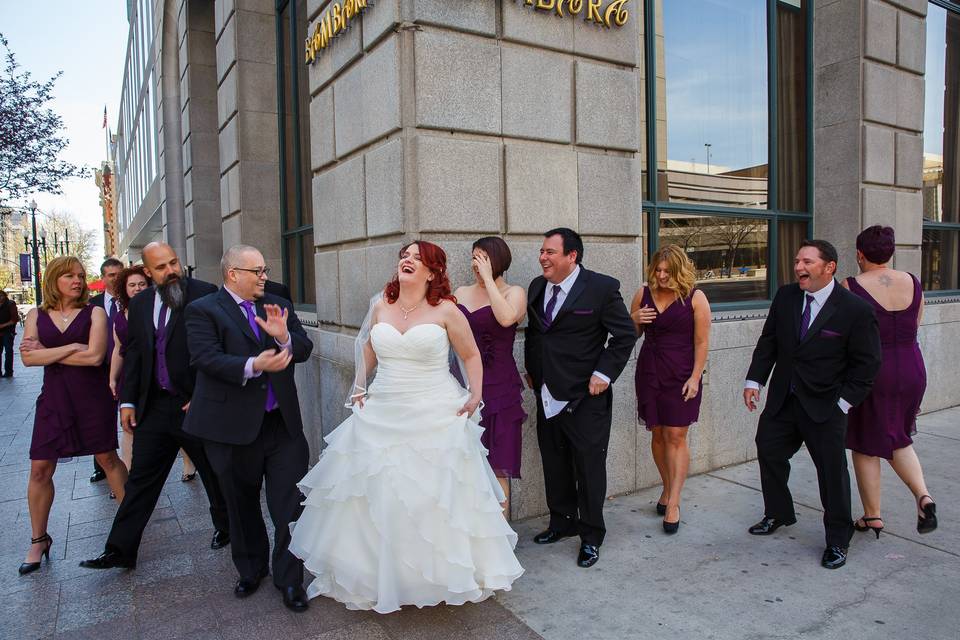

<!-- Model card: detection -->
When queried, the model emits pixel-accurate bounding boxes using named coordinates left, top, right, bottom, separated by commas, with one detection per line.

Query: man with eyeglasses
left=80, top=242, right=230, bottom=571
left=182, top=244, right=313, bottom=612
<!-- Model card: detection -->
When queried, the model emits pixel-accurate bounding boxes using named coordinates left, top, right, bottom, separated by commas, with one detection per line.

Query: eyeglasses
left=232, top=267, right=270, bottom=278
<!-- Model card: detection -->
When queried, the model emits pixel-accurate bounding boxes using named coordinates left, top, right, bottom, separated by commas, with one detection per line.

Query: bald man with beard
left=80, top=242, right=230, bottom=570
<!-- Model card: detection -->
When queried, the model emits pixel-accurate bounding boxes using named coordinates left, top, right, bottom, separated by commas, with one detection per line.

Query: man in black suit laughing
left=744, top=239, right=881, bottom=569
left=524, top=228, right=637, bottom=568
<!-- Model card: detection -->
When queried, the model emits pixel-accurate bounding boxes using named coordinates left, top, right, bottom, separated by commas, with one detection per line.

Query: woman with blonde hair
left=18, top=257, right=128, bottom=575
left=630, top=245, right=711, bottom=534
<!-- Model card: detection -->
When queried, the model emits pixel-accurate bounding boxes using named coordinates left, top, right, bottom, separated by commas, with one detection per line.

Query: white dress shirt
left=539, top=266, right=611, bottom=419
left=745, top=279, right=851, bottom=413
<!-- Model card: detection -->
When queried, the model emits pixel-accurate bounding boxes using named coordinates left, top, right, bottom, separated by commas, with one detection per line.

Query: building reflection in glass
left=659, top=213, right=769, bottom=302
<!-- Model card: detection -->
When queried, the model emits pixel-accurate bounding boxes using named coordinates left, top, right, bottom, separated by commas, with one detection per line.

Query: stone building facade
left=112, top=0, right=960, bottom=520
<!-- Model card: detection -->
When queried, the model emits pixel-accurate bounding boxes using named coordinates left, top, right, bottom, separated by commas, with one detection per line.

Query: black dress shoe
left=656, top=502, right=667, bottom=516
left=79, top=550, right=135, bottom=570
left=89, top=469, right=107, bottom=483
left=821, top=546, right=847, bottom=569
left=533, top=529, right=576, bottom=545
left=234, top=572, right=267, bottom=598
left=276, top=585, right=309, bottom=612
left=576, top=543, right=600, bottom=568
left=748, top=516, right=796, bottom=535
left=210, top=529, right=230, bottom=549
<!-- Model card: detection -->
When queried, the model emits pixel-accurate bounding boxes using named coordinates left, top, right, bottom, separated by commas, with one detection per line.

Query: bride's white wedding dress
left=289, top=322, right=524, bottom=614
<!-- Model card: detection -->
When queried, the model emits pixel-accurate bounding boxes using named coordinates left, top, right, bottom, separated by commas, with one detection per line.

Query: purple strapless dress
left=458, top=304, right=526, bottom=478
left=845, top=275, right=926, bottom=459
left=634, top=287, right=702, bottom=428
left=30, top=306, right=118, bottom=460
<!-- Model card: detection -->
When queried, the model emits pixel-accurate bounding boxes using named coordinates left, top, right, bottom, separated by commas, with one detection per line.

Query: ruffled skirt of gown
left=289, top=346, right=523, bottom=614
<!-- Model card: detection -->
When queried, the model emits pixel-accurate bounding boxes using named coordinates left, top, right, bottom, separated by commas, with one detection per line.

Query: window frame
left=641, top=0, right=814, bottom=311
left=275, top=0, right=316, bottom=313
left=923, top=0, right=960, bottom=297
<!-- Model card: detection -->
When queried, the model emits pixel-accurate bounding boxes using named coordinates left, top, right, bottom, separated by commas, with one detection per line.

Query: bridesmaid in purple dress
left=630, top=245, right=711, bottom=534
left=18, top=257, right=128, bottom=575
left=454, top=237, right=527, bottom=517
left=108, top=265, right=150, bottom=469
left=843, top=226, right=937, bottom=537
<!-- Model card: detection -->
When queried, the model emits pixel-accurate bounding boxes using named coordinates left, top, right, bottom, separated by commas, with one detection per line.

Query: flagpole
left=103, top=105, right=109, bottom=159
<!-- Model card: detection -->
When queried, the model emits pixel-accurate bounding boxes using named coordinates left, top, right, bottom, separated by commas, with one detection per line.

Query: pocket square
left=820, top=329, right=842, bottom=338
left=572, top=309, right=594, bottom=315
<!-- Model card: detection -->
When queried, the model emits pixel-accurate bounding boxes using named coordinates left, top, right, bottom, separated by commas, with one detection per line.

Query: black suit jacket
left=120, top=278, right=218, bottom=421
left=524, top=268, right=637, bottom=408
left=182, top=287, right=313, bottom=446
left=746, top=281, right=882, bottom=423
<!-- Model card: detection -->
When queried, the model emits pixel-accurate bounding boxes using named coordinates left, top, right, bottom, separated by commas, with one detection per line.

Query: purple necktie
left=155, top=304, right=173, bottom=391
left=543, top=284, right=562, bottom=329
left=240, top=300, right=278, bottom=412
left=799, top=294, right=815, bottom=340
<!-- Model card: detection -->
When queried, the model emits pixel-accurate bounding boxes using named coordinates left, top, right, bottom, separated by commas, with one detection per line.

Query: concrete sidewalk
left=1, top=338, right=957, bottom=638
left=503, top=407, right=960, bottom=639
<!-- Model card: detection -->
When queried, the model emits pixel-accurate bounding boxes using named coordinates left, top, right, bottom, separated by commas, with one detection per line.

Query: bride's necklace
left=399, top=302, right=420, bottom=320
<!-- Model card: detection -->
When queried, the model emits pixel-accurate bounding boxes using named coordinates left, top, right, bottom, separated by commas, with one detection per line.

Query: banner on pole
left=19, top=253, right=32, bottom=282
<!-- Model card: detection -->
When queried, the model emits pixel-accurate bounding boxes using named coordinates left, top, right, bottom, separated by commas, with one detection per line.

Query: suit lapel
left=528, top=278, right=547, bottom=331
left=800, top=281, right=840, bottom=345
left=217, top=288, right=261, bottom=347
left=550, top=268, right=589, bottom=327
left=143, top=290, right=157, bottom=351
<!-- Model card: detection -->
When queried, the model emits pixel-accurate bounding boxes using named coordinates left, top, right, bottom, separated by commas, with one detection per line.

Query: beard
left=157, top=274, right=187, bottom=310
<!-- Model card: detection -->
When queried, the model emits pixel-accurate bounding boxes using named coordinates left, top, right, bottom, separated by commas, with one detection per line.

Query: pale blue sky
left=663, top=0, right=769, bottom=172
left=1, top=1, right=130, bottom=256
left=924, top=3, right=947, bottom=157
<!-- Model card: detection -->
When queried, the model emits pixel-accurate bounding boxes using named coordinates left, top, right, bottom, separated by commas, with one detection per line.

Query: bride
left=289, top=240, right=524, bottom=613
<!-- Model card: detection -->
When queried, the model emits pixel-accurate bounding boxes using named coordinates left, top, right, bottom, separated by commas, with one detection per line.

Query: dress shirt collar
left=804, top=278, right=835, bottom=309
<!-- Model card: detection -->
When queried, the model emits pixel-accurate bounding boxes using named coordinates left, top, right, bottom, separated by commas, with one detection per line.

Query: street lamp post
left=24, top=199, right=43, bottom=305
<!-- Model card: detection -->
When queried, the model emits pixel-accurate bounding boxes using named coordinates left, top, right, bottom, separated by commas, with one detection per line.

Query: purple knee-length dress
left=458, top=304, right=526, bottom=478
left=634, top=287, right=702, bottom=428
left=845, top=275, right=926, bottom=460
left=30, top=306, right=118, bottom=460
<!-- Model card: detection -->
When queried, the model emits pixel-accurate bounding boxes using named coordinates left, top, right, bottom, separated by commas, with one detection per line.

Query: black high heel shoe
left=656, top=501, right=667, bottom=516
left=19, top=533, right=52, bottom=575
left=917, top=495, right=938, bottom=534
left=662, top=508, right=680, bottom=534
left=854, top=517, right=884, bottom=539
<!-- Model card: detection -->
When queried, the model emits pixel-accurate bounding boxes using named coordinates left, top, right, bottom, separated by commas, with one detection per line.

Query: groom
left=183, top=245, right=313, bottom=611
left=525, top=228, right=637, bottom=568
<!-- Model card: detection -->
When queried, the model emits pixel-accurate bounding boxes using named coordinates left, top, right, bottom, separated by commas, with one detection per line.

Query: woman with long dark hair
left=290, top=241, right=523, bottom=613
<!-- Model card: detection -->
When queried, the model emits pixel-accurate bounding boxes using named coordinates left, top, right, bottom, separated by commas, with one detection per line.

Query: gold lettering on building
left=521, top=0, right=628, bottom=28
left=305, top=0, right=369, bottom=64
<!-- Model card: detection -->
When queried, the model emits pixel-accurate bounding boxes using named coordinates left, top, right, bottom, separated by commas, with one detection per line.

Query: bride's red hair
left=384, top=241, right=456, bottom=306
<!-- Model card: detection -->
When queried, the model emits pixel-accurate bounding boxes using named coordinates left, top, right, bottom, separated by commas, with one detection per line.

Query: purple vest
left=154, top=305, right=173, bottom=392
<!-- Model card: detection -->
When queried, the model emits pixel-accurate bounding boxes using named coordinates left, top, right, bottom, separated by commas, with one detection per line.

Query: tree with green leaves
left=0, top=32, right=86, bottom=205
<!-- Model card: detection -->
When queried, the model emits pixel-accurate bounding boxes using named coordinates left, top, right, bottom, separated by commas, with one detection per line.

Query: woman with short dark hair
left=843, top=225, right=937, bottom=537
left=454, top=236, right=527, bottom=516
